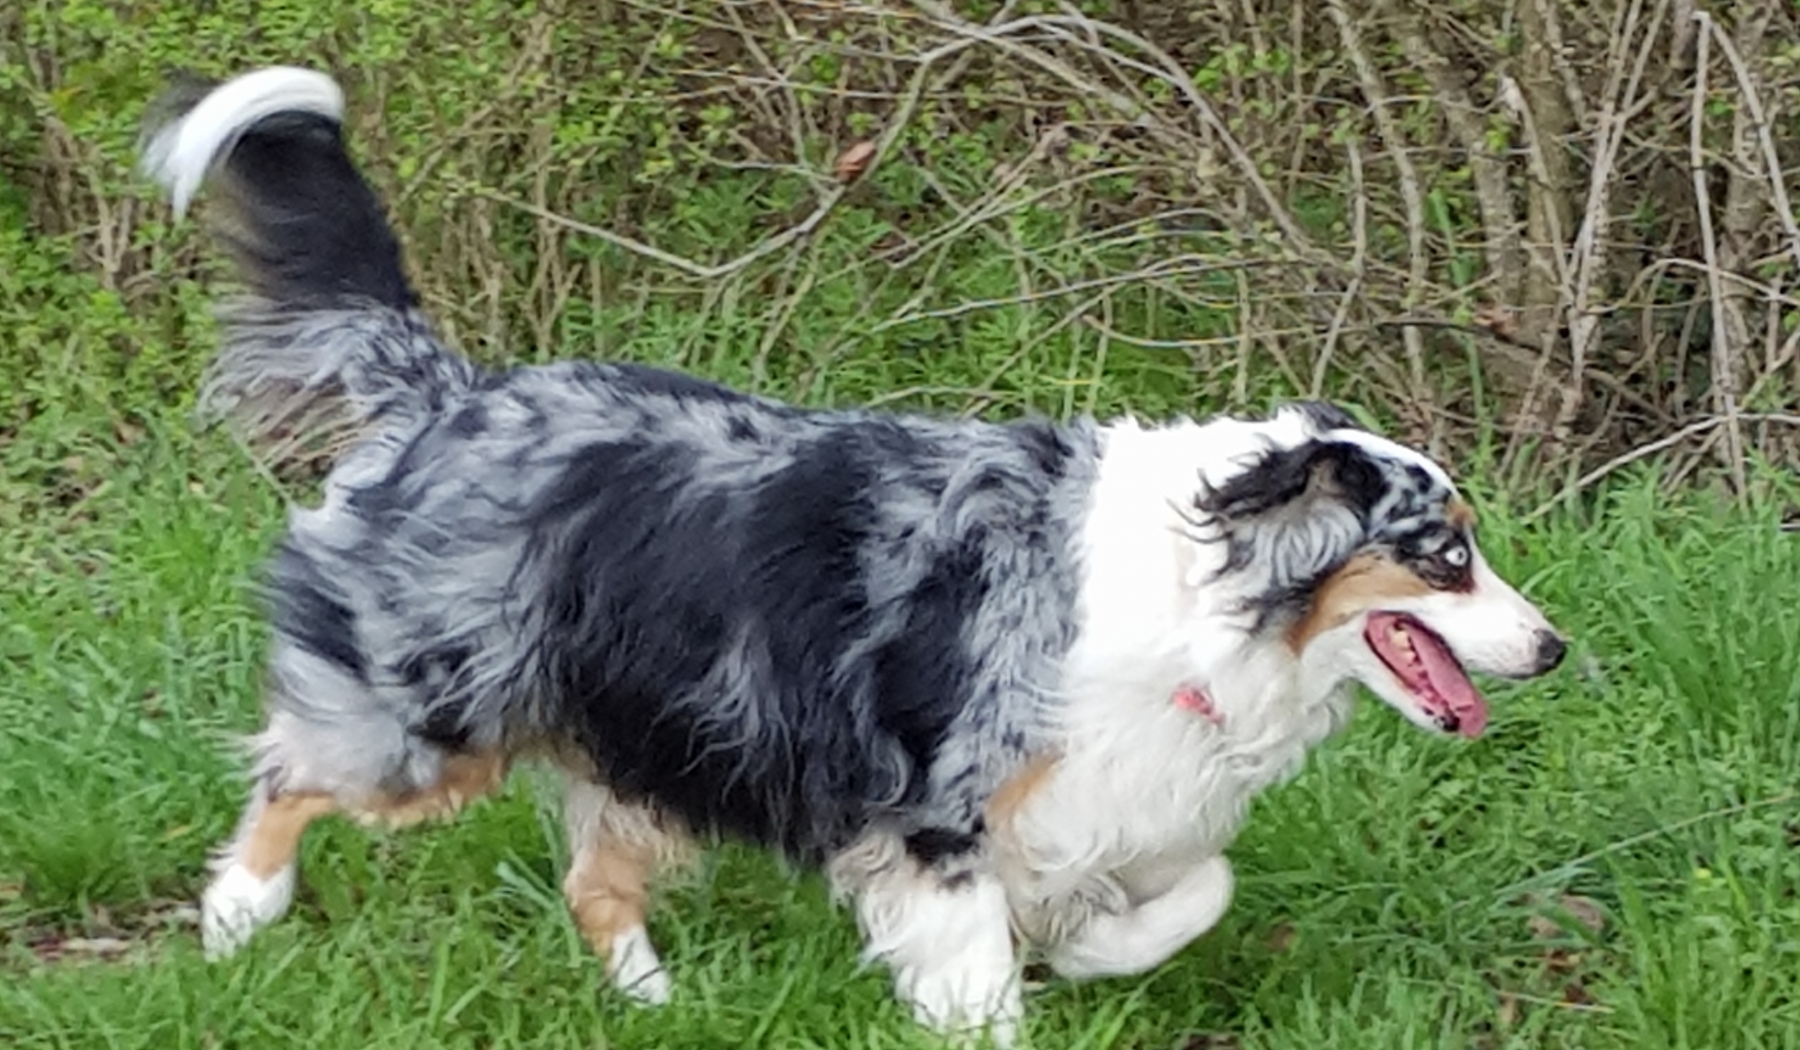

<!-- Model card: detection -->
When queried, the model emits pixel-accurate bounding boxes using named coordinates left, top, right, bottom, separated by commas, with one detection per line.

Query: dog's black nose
left=1532, top=630, right=1567, bottom=675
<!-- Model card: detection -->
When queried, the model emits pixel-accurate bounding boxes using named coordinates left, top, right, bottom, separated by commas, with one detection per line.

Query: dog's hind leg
left=559, top=776, right=692, bottom=1005
left=202, top=677, right=511, bottom=959
left=201, top=785, right=336, bottom=959
left=202, top=741, right=509, bottom=958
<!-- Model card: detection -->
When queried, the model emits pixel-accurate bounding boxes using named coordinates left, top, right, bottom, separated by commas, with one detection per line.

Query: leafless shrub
left=9, top=0, right=1799, bottom=503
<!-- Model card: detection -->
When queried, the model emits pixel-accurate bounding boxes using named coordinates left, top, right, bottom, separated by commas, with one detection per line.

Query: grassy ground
left=4, top=344, right=1800, bottom=1050
left=3, top=29, right=1799, bottom=1041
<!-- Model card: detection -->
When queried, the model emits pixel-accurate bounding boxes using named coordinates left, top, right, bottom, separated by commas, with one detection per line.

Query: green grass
left=5, top=360, right=1800, bottom=1050
left=3, top=13, right=1799, bottom=1038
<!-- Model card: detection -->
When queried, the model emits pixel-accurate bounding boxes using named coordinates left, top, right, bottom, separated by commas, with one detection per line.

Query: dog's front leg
left=834, top=837, right=1023, bottom=1046
left=1043, top=854, right=1233, bottom=980
left=885, top=873, right=1020, bottom=1045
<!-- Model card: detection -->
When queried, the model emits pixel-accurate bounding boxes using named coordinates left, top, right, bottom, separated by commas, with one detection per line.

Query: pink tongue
left=1410, top=628, right=1489, bottom=738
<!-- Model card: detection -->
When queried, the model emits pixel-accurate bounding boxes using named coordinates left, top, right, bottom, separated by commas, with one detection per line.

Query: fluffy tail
left=141, top=66, right=477, bottom=464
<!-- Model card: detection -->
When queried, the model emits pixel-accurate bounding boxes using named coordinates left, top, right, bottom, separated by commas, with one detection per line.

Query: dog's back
left=145, top=66, right=1094, bottom=919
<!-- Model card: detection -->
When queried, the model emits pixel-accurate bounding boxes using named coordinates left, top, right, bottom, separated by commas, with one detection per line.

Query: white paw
left=935, top=1012, right=1018, bottom=1050
left=901, top=967, right=1022, bottom=1048
left=201, top=862, right=295, bottom=960
left=608, top=927, right=672, bottom=1005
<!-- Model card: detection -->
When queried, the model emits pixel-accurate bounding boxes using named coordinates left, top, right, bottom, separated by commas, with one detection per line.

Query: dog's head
left=1189, top=402, right=1565, bottom=737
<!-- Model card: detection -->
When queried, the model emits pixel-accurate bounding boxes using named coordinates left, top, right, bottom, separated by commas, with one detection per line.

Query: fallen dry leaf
left=1528, top=893, right=1606, bottom=940
left=1542, top=947, right=1585, bottom=974
left=1496, top=992, right=1521, bottom=1028
left=869, top=230, right=914, bottom=261
left=834, top=140, right=877, bottom=184
left=1265, top=922, right=1297, bottom=953
left=29, top=933, right=133, bottom=963
left=61, top=937, right=132, bottom=957
left=1473, top=302, right=1518, bottom=340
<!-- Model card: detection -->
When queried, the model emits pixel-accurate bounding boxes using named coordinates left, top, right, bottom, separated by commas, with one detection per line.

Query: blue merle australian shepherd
left=143, top=67, right=1566, bottom=1045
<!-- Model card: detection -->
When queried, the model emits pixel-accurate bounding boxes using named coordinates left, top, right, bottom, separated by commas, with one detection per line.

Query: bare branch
left=1689, top=11, right=1748, bottom=499
left=1324, top=0, right=1427, bottom=402
left=1703, top=13, right=1800, bottom=273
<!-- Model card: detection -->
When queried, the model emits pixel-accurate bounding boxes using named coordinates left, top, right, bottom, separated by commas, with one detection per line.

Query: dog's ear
left=1195, top=439, right=1383, bottom=530
left=1188, top=439, right=1386, bottom=621
left=1282, top=400, right=1365, bottom=433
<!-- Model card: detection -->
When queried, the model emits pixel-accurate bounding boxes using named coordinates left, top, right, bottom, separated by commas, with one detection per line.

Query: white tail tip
left=142, top=66, right=345, bottom=218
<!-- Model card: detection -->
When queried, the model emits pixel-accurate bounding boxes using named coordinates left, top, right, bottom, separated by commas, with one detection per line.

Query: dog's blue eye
left=1443, top=544, right=1469, bottom=568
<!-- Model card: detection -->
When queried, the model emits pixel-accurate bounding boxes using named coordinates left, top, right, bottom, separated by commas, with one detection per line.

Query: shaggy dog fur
left=143, top=67, right=1567, bottom=1045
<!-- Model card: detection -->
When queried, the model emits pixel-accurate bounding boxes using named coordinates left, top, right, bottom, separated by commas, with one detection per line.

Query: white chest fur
left=1007, top=666, right=1349, bottom=905
left=997, top=416, right=1357, bottom=945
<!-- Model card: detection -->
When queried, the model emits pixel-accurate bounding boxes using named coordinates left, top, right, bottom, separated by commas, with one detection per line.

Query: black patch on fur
left=726, top=416, right=760, bottom=443
left=265, top=542, right=366, bottom=681
left=411, top=703, right=476, bottom=750
left=1191, top=439, right=1388, bottom=627
left=407, top=642, right=480, bottom=750
left=527, top=437, right=741, bottom=816
left=526, top=427, right=975, bottom=858
left=869, top=532, right=990, bottom=784
left=1287, top=400, right=1364, bottom=433
left=904, top=827, right=983, bottom=866
left=447, top=401, right=488, bottom=438
left=215, top=111, right=417, bottom=310
left=344, top=429, right=439, bottom=519
left=1403, top=465, right=1433, bottom=499
left=1012, top=419, right=1074, bottom=480
left=505, top=410, right=1065, bottom=860
left=1195, top=441, right=1382, bottom=551
left=1392, top=523, right=1474, bottom=591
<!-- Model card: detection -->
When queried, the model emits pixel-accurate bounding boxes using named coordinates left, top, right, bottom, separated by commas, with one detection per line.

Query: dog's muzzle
left=1528, top=629, right=1567, bottom=678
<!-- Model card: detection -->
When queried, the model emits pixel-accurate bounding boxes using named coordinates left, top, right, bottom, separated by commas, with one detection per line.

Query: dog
left=142, top=66, right=1566, bottom=1045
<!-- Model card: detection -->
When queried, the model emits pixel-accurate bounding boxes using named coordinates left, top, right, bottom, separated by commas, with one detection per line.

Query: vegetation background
left=2, top=1, right=1799, bottom=1048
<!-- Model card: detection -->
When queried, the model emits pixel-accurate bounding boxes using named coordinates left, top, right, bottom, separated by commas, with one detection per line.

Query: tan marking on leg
left=556, top=776, right=693, bottom=969
left=1447, top=498, right=1478, bottom=529
left=984, top=754, right=1058, bottom=836
left=1286, top=552, right=1435, bottom=651
left=349, top=751, right=510, bottom=829
left=240, top=792, right=336, bottom=879
left=564, top=845, right=653, bottom=961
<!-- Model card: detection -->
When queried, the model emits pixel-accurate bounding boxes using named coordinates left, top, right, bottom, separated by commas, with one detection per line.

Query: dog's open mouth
left=1363, top=611, right=1488, bottom=738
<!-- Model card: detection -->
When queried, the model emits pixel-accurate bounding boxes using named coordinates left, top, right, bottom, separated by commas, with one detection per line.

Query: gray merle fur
left=1190, top=432, right=1469, bottom=628
left=163, top=81, right=1098, bottom=864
